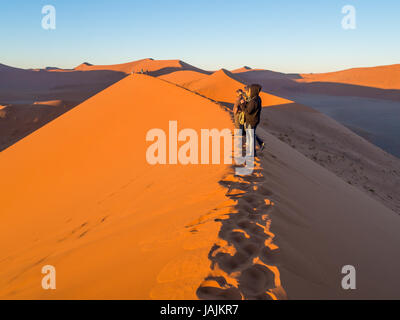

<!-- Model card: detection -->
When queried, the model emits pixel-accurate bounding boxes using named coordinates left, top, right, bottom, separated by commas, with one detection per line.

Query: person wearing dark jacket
left=244, top=84, right=265, bottom=156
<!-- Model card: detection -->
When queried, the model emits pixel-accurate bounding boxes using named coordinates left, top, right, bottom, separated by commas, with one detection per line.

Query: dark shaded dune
left=290, top=81, right=400, bottom=102
left=260, top=102, right=400, bottom=214
left=0, top=67, right=126, bottom=92
left=0, top=64, right=128, bottom=152
left=233, top=68, right=302, bottom=80
left=0, top=103, right=77, bottom=152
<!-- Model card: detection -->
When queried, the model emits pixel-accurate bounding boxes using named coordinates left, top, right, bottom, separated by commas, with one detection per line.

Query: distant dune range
left=0, top=59, right=209, bottom=152
left=74, top=58, right=210, bottom=77
left=1, top=59, right=400, bottom=299
left=299, top=64, right=400, bottom=90
left=233, top=65, right=400, bottom=102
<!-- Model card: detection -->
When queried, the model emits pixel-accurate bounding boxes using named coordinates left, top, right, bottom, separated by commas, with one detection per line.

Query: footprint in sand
left=197, top=160, right=287, bottom=300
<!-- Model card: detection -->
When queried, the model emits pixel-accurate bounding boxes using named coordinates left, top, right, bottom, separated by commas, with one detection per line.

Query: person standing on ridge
left=243, top=84, right=265, bottom=156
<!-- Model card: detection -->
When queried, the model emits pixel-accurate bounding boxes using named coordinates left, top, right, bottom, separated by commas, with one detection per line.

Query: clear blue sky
left=1, top=0, right=399, bottom=73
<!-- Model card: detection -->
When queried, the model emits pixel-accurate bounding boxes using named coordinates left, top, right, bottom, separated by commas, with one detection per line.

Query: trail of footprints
left=197, top=155, right=287, bottom=300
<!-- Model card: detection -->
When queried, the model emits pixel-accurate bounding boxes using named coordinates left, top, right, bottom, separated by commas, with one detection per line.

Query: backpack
left=239, top=111, right=245, bottom=125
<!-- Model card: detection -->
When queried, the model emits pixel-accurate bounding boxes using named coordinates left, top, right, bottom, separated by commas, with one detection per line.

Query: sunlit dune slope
left=299, top=64, right=400, bottom=90
left=0, top=74, right=233, bottom=299
left=158, top=70, right=209, bottom=86
left=185, top=69, right=291, bottom=106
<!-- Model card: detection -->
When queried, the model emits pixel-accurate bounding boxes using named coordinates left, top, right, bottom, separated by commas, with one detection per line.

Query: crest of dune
left=74, top=58, right=207, bottom=76
left=0, top=74, right=233, bottom=299
left=186, top=69, right=292, bottom=106
left=299, top=64, right=400, bottom=89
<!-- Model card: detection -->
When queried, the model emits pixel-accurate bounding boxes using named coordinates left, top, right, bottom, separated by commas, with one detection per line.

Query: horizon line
left=1, top=58, right=400, bottom=75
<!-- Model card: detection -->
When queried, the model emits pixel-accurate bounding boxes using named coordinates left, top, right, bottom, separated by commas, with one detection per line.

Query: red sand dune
left=74, top=58, right=208, bottom=76
left=0, top=74, right=233, bottom=299
left=185, top=69, right=291, bottom=106
left=299, top=64, right=400, bottom=90
left=231, top=66, right=253, bottom=73
left=158, top=70, right=209, bottom=86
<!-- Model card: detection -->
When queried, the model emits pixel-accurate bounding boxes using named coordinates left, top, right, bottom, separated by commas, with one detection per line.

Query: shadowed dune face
left=0, top=75, right=234, bottom=299
left=0, top=102, right=76, bottom=151
left=0, top=65, right=126, bottom=152
left=285, top=94, right=400, bottom=158
left=252, top=125, right=400, bottom=299
left=0, top=66, right=126, bottom=93
left=233, top=68, right=302, bottom=80
left=260, top=102, right=400, bottom=215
